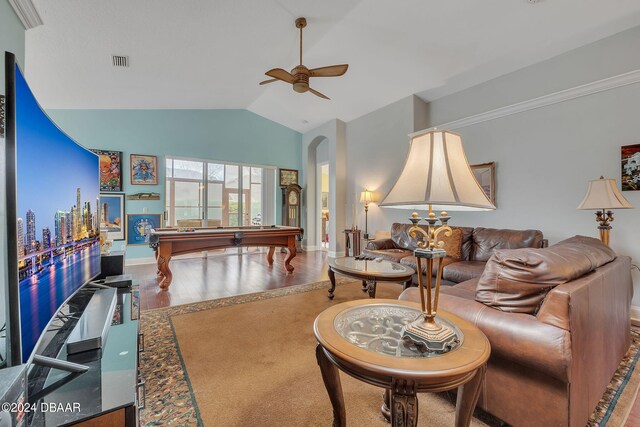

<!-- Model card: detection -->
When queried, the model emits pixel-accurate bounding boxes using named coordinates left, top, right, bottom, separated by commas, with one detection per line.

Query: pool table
left=148, top=225, right=302, bottom=290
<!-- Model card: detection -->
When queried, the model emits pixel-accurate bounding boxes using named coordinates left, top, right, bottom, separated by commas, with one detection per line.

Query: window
left=165, top=158, right=276, bottom=228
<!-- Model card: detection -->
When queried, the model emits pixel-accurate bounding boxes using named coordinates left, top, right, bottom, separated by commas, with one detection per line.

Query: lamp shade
left=360, top=190, right=374, bottom=204
left=380, top=130, right=495, bottom=211
left=577, top=177, right=633, bottom=210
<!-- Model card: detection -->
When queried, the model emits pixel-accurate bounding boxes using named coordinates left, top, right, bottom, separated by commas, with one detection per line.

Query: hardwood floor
left=625, top=394, right=640, bottom=426
left=127, top=249, right=329, bottom=310
left=127, top=249, right=640, bottom=424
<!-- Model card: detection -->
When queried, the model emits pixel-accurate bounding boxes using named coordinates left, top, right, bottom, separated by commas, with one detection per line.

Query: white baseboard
left=303, top=245, right=320, bottom=251
left=631, top=305, right=640, bottom=327
left=328, top=250, right=341, bottom=258
left=125, top=257, right=156, bottom=266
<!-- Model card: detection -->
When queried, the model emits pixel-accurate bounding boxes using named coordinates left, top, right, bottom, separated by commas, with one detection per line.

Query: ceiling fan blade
left=265, top=68, right=295, bottom=84
left=309, top=64, right=348, bottom=78
left=308, top=87, right=330, bottom=100
left=259, top=78, right=278, bottom=85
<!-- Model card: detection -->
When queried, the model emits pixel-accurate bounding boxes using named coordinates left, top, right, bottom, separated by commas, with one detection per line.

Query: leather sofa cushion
left=440, top=278, right=478, bottom=300
left=399, top=288, right=571, bottom=381
left=553, top=235, right=616, bottom=267
left=442, top=260, right=486, bottom=283
left=361, top=248, right=412, bottom=263
left=391, top=222, right=423, bottom=250
left=390, top=223, right=468, bottom=255
left=475, top=238, right=615, bottom=314
left=471, top=227, right=544, bottom=262
left=400, top=256, right=458, bottom=276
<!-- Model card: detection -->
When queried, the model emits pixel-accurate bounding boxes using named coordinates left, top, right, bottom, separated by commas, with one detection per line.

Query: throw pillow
left=440, top=227, right=464, bottom=260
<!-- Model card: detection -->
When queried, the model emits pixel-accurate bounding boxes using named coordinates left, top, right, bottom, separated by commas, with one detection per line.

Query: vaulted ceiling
left=24, top=0, right=640, bottom=132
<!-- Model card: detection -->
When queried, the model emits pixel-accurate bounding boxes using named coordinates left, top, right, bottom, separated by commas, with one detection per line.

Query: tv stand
left=31, top=355, right=88, bottom=373
left=28, top=288, right=142, bottom=426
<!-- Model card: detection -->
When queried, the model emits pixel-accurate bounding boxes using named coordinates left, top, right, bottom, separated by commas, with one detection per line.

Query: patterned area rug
left=138, top=280, right=640, bottom=426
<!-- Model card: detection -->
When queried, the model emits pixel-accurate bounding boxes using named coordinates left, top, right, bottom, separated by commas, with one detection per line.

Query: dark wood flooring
left=127, top=249, right=329, bottom=310
left=127, top=249, right=640, bottom=424
left=626, top=396, right=640, bottom=426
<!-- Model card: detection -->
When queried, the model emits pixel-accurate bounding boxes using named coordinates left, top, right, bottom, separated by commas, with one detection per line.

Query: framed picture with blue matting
left=126, top=213, right=161, bottom=245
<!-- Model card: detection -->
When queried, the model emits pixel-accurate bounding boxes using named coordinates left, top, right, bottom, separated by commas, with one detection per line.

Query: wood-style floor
left=127, top=249, right=329, bottom=310
left=126, top=249, right=640, bottom=425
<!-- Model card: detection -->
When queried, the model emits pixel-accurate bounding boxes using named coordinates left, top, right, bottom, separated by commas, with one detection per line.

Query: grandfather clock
left=281, top=184, right=302, bottom=228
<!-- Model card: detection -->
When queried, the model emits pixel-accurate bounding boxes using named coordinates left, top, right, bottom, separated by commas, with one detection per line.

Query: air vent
left=112, top=55, right=130, bottom=67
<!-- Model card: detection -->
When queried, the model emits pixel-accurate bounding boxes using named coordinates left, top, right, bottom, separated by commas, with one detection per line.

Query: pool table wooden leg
left=267, top=246, right=275, bottom=266
left=157, top=255, right=173, bottom=290
left=284, top=245, right=296, bottom=273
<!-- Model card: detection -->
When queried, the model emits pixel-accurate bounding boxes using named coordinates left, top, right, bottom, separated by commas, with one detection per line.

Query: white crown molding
left=8, top=0, right=43, bottom=30
left=412, top=68, right=640, bottom=135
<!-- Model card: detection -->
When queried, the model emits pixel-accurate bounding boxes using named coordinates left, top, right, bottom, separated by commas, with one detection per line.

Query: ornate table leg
left=284, top=238, right=296, bottom=273
left=391, top=379, right=418, bottom=427
left=455, top=364, right=486, bottom=427
left=157, top=255, right=173, bottom=290
left=381, top=389, right=391, bottom=421
left=267, top=246, right=275, bottom=266
left=361, top=280, right=368, bottom=292
left=316, top=344, right=346, bottom=427
left=365, top=280, right=377, bottom=298
left=154, top=247, right=162, bottom=277
left=328, top=267, right=336, bottom=299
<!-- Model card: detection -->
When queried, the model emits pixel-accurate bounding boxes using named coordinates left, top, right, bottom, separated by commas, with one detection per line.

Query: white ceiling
left=24, top=0, right=640, bottom=133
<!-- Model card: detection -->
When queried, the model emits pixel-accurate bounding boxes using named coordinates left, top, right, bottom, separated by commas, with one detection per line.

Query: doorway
left=319, top=163, right=329, bottom=250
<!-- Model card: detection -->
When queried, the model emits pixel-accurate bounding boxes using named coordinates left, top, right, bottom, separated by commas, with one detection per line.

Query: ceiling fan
left=260, top=17, right=348, bottom=100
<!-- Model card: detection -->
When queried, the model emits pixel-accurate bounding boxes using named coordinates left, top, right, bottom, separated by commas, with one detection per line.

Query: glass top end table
left=334, top=303, right=464, bottom=358
left=327, top=257, right=415, bottom=299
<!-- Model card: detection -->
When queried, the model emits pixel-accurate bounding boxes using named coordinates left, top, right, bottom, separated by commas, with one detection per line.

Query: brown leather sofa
left=363, top=223, right=546, bottom=285
left=399, top=235, right=633, bottom=427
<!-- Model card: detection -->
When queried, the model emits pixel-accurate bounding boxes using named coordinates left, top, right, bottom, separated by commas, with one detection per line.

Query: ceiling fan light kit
left=260, top=17, right=348, bottom=100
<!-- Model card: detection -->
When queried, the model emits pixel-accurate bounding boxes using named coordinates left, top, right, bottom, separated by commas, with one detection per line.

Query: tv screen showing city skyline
left=14, top=64, right=101, bottom=362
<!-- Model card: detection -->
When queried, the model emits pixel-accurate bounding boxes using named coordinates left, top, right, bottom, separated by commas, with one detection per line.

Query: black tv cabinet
left=27, top=288, right=143, bottom=426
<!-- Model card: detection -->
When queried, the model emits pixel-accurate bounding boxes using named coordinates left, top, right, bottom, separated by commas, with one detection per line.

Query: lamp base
left=401, top=316, right=461, bottom=354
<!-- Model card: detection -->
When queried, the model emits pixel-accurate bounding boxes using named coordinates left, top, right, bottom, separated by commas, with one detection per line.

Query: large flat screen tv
left=4, top=52, right=101, bottom=366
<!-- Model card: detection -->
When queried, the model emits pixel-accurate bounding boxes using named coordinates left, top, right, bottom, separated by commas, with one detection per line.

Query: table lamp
left=577, top=176, right=632, bottom=245
left=380, top=130, right=495, bottom=353
left=360, top=189, right=374, bottom=240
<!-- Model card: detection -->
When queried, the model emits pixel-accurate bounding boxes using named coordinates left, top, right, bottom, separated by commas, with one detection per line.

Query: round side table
left=313, top=299, right=490, bottom=427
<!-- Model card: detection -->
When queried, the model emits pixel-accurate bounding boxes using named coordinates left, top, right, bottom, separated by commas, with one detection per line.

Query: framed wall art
left=621, top=144, right=640, bottom=191
left=91, top=149, right=123, bottom=192
left=279, top=168, right=298, bottom=186
left=130, top=154, right=158, bottom=185
left=126, top=213, right=161, bottom=245
left=99, top=193, right=125, bottom=240
left=471, top=162, right=496, bottom=206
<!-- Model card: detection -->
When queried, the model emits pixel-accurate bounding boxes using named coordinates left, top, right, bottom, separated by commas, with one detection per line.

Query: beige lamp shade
left=380, top=130, right=496, bottom=211
left=577, top=177, right=633, bottom=210
left=360, top=190, right=374, bottom=205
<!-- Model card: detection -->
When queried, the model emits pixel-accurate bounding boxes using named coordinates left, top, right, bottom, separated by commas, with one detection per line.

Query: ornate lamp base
left=401, top=316, right=461, bottom=354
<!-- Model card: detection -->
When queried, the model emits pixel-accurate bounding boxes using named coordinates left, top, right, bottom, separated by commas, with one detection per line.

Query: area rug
left=139, top=280, right=640, bottom=426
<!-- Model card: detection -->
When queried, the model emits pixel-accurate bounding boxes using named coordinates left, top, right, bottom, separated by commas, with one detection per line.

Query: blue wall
left=47, top=109, right=302, bottom=260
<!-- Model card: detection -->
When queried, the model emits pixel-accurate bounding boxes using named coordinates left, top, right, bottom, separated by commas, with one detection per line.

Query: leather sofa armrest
left=399, top=288, right=571, bottom=381
left=366, top=239, right=397, bottom=250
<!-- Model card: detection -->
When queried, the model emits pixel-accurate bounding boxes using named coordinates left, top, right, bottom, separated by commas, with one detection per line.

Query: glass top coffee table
left=327, top=257, right=415, bottom=299
left=313, top=299, right=490, bottom=427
